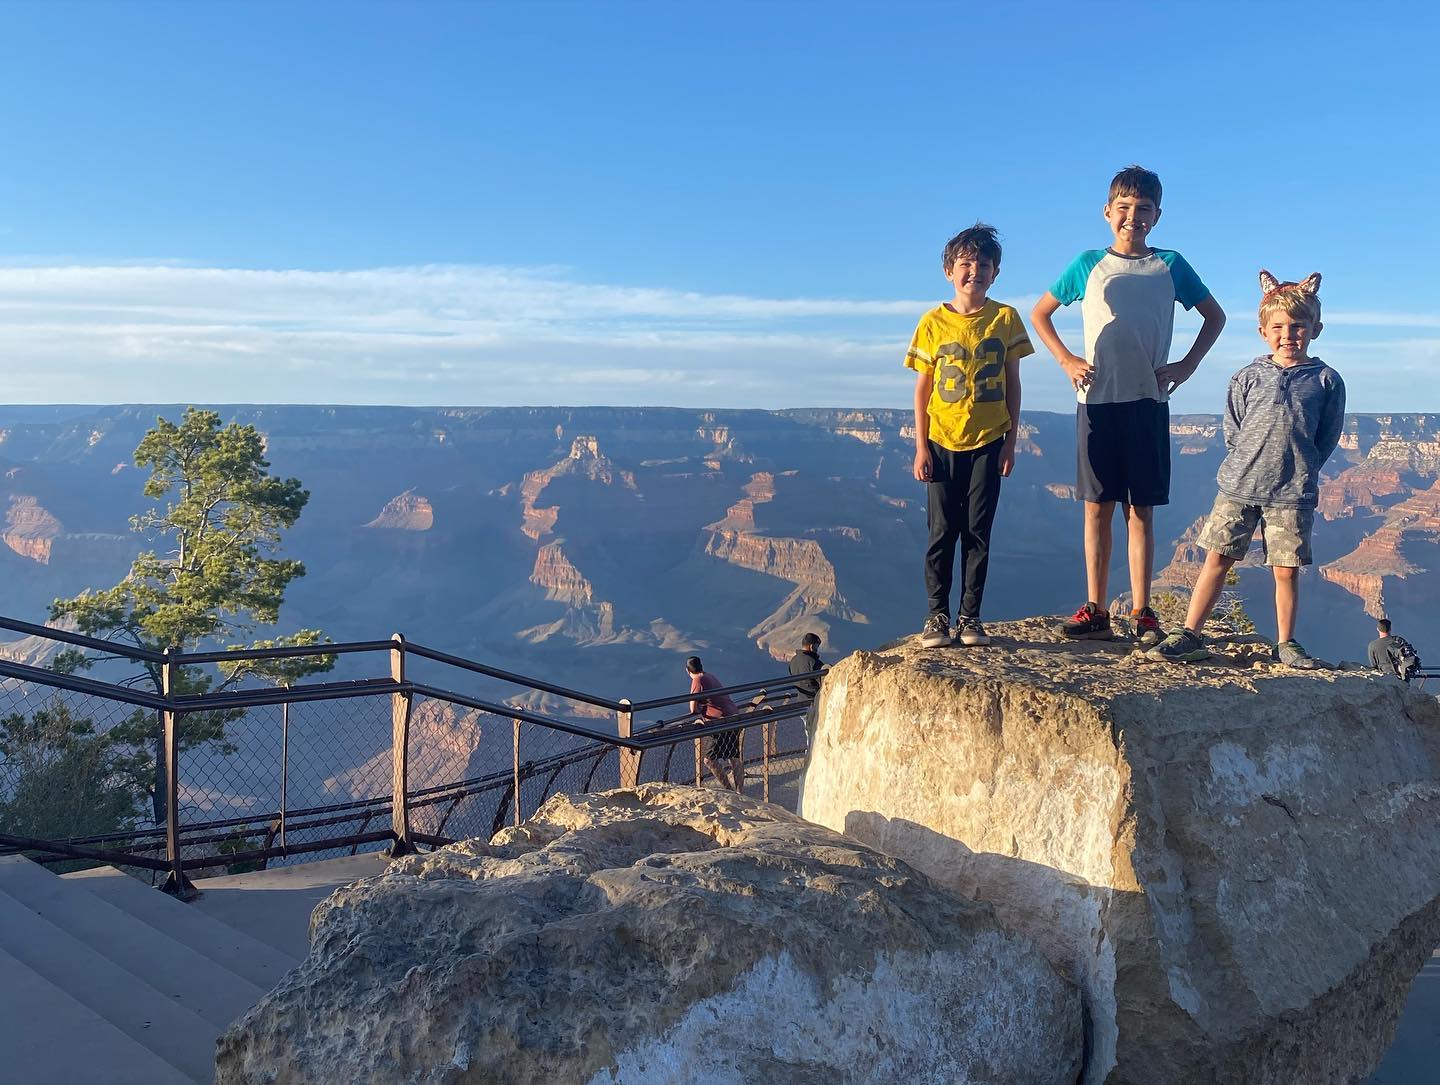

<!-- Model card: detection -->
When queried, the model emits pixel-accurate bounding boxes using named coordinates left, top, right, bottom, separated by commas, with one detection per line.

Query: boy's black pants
left=925, top=437, right=1003, bottom=620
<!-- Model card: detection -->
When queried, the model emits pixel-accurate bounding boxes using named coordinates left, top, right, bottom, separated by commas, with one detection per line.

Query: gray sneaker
left=1274, top=639, right=1321, bottom=669
left=919, top=613, right=952, bottom=648
left=1146, top=628, right=1210, bottom=664
left=956, top=617, right=990, bottom=647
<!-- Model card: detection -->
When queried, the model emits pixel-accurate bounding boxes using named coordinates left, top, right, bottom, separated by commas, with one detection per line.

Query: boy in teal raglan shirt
left=1031, top=164, right=1227, bottom=643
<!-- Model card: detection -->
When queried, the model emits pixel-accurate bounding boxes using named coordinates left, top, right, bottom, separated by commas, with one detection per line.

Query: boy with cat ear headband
left=1148, top=270, right=1346, bottom=667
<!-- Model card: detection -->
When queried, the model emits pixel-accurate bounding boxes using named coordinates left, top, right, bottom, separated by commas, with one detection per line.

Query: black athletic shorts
left=706, top=729, right=741, bottom=760
left=1076, top=399, right=1170, bottom=506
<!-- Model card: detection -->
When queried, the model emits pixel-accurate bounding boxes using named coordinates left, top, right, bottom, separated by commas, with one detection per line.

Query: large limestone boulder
left=215, top=783, right=1082, bottom=1084
left=800, top=618, right=1440, bottom=1085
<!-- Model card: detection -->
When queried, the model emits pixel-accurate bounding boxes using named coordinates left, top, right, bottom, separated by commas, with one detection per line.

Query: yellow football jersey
left=903, top=300, right=1033, bottom=452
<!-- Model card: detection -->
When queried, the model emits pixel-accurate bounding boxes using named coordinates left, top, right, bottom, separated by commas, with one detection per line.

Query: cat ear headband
left=1259, top=269, right=1322, bottom=297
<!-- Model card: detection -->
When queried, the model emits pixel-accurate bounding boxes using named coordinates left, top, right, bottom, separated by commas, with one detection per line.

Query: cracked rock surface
left=214, top=783, right=1081, bottom=1084
left=800, top=617, right=1440, bottom=1085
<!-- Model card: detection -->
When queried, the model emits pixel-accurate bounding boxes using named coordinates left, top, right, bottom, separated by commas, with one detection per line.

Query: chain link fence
left=2, top=621, right=824, bottom=884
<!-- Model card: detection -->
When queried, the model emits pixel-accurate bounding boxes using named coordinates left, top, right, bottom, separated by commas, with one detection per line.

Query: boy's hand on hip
left=1060, top=352, right=1095, bottom=390
left=999, top=437, right=1016, bottom=477
left=913, top=446, right=934, bottom=482
left=1154, top=362, right=1192, bottom=397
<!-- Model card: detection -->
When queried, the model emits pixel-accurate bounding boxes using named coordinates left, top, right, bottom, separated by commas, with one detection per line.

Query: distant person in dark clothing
left=1369, top=619, right=1421, bottom=683
left=687, top=655, right=742, bottom=791
left=788, top=633, right=825, bottom=744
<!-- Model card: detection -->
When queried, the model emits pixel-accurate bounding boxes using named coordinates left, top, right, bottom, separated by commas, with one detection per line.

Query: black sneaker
left=919, top=613, right=952, bottom=647
left=1058, top=602, right=1112, bottom=640
left=956, top=616, right=991, bottom=646
left=1145, top=628, right=1210, bottom=663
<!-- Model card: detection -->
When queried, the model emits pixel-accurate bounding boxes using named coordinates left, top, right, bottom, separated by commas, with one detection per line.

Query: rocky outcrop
left=519, top=435, right=638, bottom=541
left=1320, top=479, right=1440, bottom=616
left=363, top=488, right=434, bottom=530
left=1318, top=464, right=1412, bottom=519
left=4, top=495, right=63, bottom=563
left=801, top=619, right=1440, bottom=1085
left=215, top=784, right=1082, bottom=1085
left=530, top=540, right=594, bottom=605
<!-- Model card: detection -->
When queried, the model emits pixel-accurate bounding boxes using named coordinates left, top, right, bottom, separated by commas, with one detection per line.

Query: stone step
left=188, top=850, right=392, bottom=960
left=0, top=946, right=195, bottom=1085
left=0, top=855, right=265, bottom=1029
left=0, top=887, right=222, bottom=1082
left=61, top=863, right=301, bottom=987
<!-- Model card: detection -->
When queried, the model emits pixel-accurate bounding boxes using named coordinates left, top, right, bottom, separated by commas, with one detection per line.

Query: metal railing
left=0, top=615, right=821, bottom=898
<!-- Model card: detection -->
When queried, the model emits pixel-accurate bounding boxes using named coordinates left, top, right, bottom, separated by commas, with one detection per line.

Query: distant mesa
left=519, top=435, right=637, bottom=541
left=4, top=495, right=64, bottom=563
left=363, top=489, right=434, bottom=531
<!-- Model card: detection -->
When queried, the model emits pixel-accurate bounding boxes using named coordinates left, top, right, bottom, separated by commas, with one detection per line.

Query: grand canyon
left=3, top=405, right=1438, bottom=699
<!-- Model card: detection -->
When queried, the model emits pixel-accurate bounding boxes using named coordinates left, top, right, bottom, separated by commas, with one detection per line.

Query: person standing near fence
left=788, top=632, right=825, bottom=745
left=687, top=656, right=742, bottom=792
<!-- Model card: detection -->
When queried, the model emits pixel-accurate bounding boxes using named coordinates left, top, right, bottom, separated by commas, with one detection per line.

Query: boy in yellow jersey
left=906, top=223, right=1034, bottom=647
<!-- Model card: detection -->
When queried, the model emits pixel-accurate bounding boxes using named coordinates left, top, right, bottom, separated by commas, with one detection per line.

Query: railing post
left=617, top=698, right=639, bottom=789
left=279, top=694, right=290, bottom=852
left=388, top=633, right=415, bottom=857
left=762, top=719, right=771, bottom=804
left=694, top=738, right=702, bottom=787
left=160, top=648, right=195, bottom=899
left=512, top=718, right=522, bottom=827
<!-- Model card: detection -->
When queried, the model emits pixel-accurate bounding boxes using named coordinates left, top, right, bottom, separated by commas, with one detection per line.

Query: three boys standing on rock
left=905, top=164, right=1347, bottom=667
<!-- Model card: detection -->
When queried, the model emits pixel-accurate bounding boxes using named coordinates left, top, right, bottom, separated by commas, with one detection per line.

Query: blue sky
left=1, top=1, right=1437, bottom=412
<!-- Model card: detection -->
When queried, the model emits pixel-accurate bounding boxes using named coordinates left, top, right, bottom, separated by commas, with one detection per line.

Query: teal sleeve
left=1159, top=251, right=1211, bottom=310
left=1048, top=250, right=1104, bottom=305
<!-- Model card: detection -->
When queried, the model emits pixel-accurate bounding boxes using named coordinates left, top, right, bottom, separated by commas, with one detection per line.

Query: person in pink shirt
left=687, top=655, right=742, bottom=791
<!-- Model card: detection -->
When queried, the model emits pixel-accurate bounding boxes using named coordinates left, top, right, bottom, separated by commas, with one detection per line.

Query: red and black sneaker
left=1058, top=601, right=1113, bottom=640
left=1132, top=606, right=1164, bottom=647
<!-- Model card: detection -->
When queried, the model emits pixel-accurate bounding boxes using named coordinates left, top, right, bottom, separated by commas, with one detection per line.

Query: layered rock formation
left=363, top=488, right=434, bottom=530
left=801, top=620, right=1440, bottom=1085
left=703, top=469, right=868, bottom=657
left=4, top=495, right=63, bottom=563
left=1321, top=479, right=1440, bottom=617
left=215, top=784, right=1082, bottom=1085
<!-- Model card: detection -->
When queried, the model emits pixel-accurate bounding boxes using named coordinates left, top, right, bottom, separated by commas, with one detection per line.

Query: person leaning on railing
left=787, top=632, right=825, bottom=745
left=687, top=656, right=743, bottom=792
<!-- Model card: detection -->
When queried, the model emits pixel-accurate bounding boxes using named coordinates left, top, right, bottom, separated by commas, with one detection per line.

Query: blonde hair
left=1258, top=269, right=1322, bottom=326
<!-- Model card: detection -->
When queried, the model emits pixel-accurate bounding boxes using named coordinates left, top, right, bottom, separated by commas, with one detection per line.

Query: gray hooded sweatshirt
left=1215, top=356, right=1346, bottom=510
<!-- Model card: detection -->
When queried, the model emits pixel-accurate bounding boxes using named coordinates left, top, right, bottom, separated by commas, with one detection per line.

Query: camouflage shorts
left=1196, top=495, right=1313, bottom=567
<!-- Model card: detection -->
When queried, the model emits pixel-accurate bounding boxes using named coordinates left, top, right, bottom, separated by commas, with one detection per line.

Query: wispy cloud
left=0, top=263, right=1434, bottom=411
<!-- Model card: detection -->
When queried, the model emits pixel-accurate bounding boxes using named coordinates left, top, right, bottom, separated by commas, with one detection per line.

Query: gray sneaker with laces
left=1274, top=639, right=1322, bottom=669
left=1146, top=628, right=1210, bottom=663
left=956, top=617, right=990, bottom=646
left=919, top=613, right=952, bottom=648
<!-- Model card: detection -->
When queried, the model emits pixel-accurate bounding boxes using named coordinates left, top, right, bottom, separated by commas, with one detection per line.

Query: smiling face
left=1103, top=194, right=1160, bottom=253
left=1260, top=311, right=1321, bottom=366
left=945, top=253, right=997, bottom=308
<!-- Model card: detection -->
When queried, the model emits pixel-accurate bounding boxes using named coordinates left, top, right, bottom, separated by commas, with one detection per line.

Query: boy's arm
left=913, top=370, right=934, bottom=481
left=1315, top=373, right=1347, bottom=463
left=1000, top=353, right=1021, bottom=477
left=1223, top=371, right=1246, bottom=451
left=1156, top=294, right=1227, bottom=396
left=1030, top=293, right=1094, bottom=390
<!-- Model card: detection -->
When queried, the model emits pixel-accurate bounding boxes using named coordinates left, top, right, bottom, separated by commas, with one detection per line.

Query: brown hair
left=942, top=222, right=1002, bottom=272
left=1108, top=165, right=1162, bottom=207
